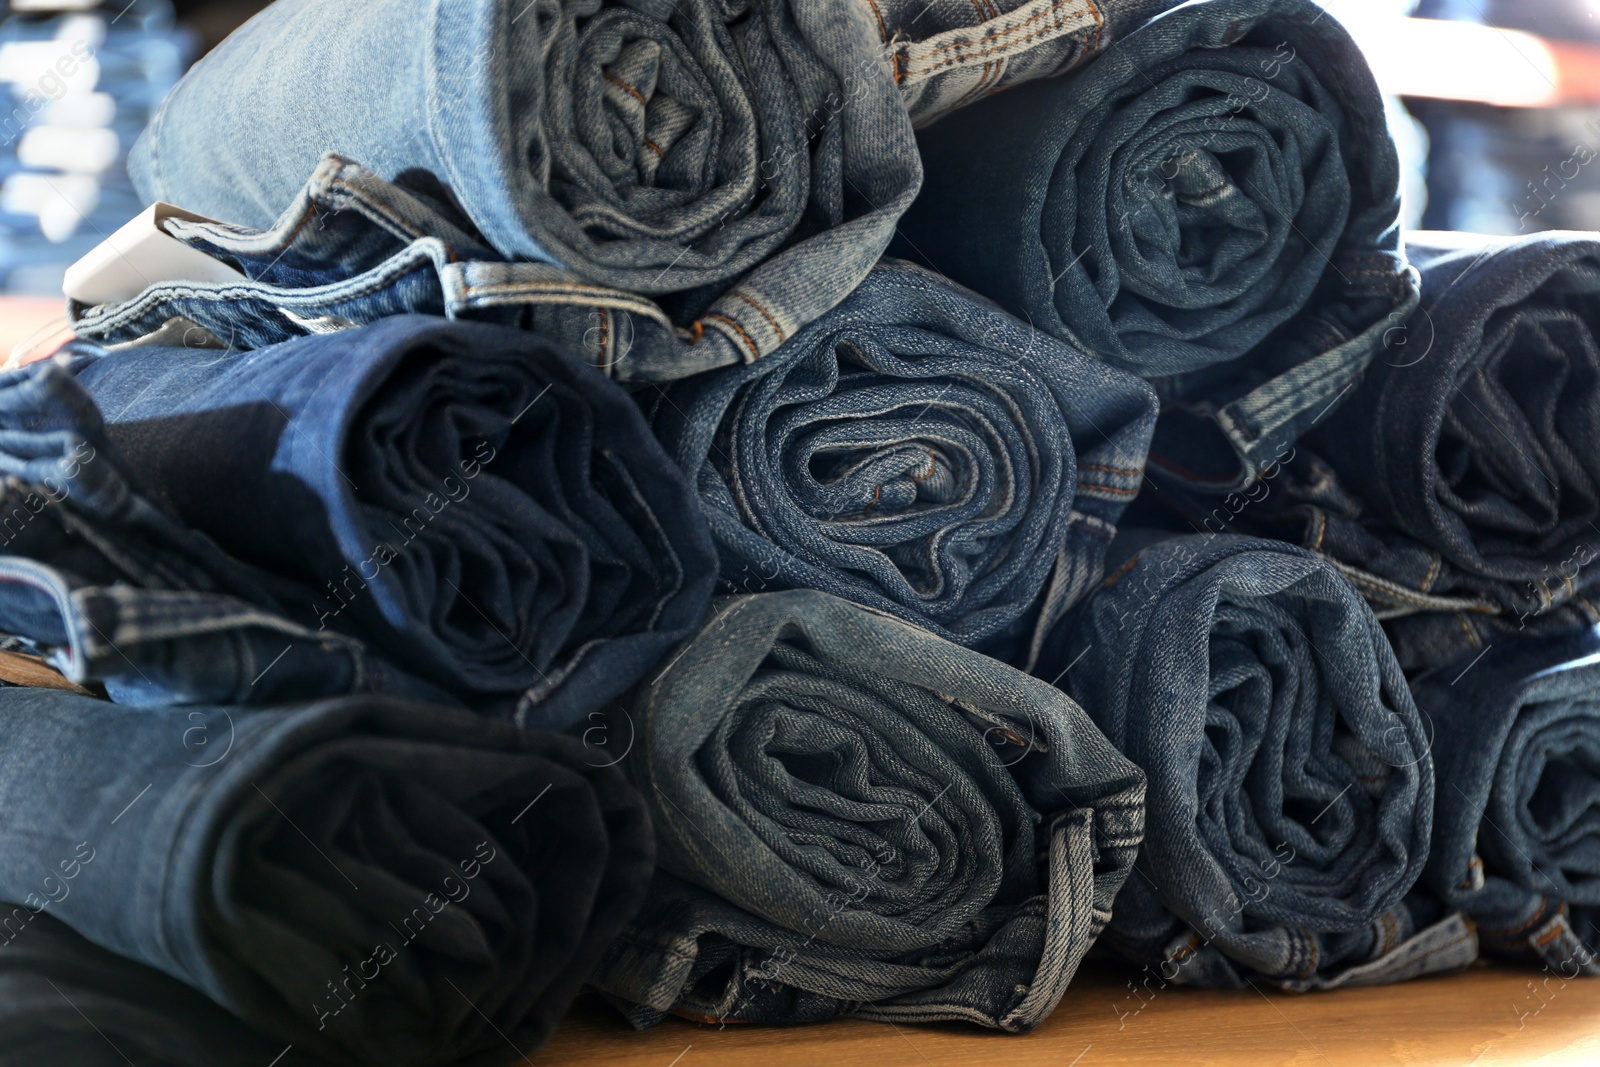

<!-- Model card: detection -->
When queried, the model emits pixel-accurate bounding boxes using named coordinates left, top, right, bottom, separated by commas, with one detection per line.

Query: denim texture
left=69, top=155, right=760, bottom=384
left=646, top=260, right=1158, bottom=657
left=1285, top=231, right=1600, bottom=624
left=893, top=0, right=1418, bottom=491
left=64, top=314, right=718, bottom=729
left=592, top=589, right=1146, bottom=1029
left=0, top=358, right=451, bottom=709
left=870, top=0, right=1175, bottom=126
left=128, top=0, right=921, bottom=378
left=0, top=687, right=654, bottom=1067
left=0, top=913, right=331, bottom=1067
left=1409, top=626, right=1600, bottom=976
left=1036, top=534, right=1460, bottom=988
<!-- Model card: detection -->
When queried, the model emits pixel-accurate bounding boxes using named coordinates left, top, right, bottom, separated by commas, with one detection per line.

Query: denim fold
left=128, top=0, right=921, bottom=378
left=1289, top=231, right=1600, bottom=624
left=0, top=687, right=654, bottom=1067
left=1410, top=626, right=1600, bottom=975
left=591, top=589, right=1146, bottom=1029
left=0, top=358, right=451, bottom=709
left=893, top=0, right=1417, bottom=490
left=1036, top=534, right=1463, bottom=988
left=0, top=913, right=331, bottom=1067
left=647, top=260, right=1158, bottom=656
left=61, top=314, right=718, bottom=728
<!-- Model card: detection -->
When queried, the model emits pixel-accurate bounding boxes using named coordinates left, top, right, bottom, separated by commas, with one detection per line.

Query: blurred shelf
left=539, top=960, right=1600, bottom=1066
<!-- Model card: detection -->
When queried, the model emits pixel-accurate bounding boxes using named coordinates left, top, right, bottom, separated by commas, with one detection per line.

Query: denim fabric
left=1383, top=602, right=1600, bottom=678
left=64, top=314, right=717, bottom=729
left=0, top=913, right=331, bottom=1067
left=0, top=358, right=451, bottom=709
left=68, top=155, right=750, bottom=384
left=591, top=589, right=1146, bottom=1029
left=893, top=0, right=1418, bottom=491
left=1036, top=534, right=1460, bottom=988
left=869, top=0, right=1175, bottom=127
left=127, top=0, right=921, bottom=378
left=646, top=259, right=1158, bottom=657
left=1286, top=231, right=1600, bottom=624
left=1409, top=626, right=1600, bottom=976
left=0, top=687, right=654, bottom=1067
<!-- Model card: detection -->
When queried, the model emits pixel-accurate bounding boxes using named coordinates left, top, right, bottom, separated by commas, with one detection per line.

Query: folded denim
left=0, top=359, right=452, bottom=709
left=646, top=260, right=1158, bottom=656
left=0, top=687, right=654, bottom=1067
left=893, top=0, right=1417, bottom=491
left=128, top=0, right=920, bottom=376
left=68, top=156, right=735, bottom=383
left=870, top=0, right=1175, bottom=126
left=1382, top=602, right=1600, bottom=678
left=1285, top=231, right=1600, bottom=623
left=591, top=589, right=1146, bottom=1029
left=62, top=314, right=717, bottom=729
left=1036, top=534, right=1451, bottom=988
left=1409, top=626, right=1600, bottom=976
left=0, top=913, right=331, bottom=1067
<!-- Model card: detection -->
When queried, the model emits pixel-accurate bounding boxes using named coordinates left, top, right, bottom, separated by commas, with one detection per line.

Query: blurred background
left=2, top=0, right=1600, bottom=345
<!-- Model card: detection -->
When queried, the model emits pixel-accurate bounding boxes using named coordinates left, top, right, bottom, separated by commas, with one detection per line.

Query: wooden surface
left=539, top=961, right=1600, bottom=1066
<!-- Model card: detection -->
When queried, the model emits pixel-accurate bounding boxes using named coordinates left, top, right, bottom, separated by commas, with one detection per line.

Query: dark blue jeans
left=59, top=314, right=717, bottom=729
left=0, top=358, right=451, bottom=710
left=646, top=259, right=1158, bottom=660
left=127, top=0, right=921, bottom=382
left=0, top=913, right=330, bottom=1067
left=0, top=687, right=654, bottom=1067
left=592, top=589, right=1146, bottom=1029
left=893, top=0, right=1417, bottom=492
left=1035, top=534, right=1472, bottom=988
left=1409, top=625, right=1600, bottom=976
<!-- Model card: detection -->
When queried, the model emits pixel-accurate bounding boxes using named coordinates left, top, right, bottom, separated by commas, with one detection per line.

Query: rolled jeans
left=646, top=258, right=1158, bottom=659
left=893, top=0, right=1418, bottom=492
left=592, top=589, right=1146, bottom=1029
left=126, top=0, right=921, bottom=380
left=1035, top=533, right=1472, bottom=988
left=1409, top=625, right=1600, bottom=976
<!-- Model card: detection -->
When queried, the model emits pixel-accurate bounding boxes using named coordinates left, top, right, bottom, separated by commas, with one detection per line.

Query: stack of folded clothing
left=0, top=0, right=1594, bottom=1061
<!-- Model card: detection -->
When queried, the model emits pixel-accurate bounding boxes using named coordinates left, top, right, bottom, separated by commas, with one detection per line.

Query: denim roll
left=0, top=359, right=451, bottom=709
left=0, top=914, right=331, bottom=1067
left=648, top=260, right=1158, bottom=654
left=894, top=0, right=1417, bottom=489
left=1038, top=534, right=1455, bottom=988
left=1293, top=231, right=1600, bottom=622
left=128, top=0, right=920, bottom=376
left=592, top=589, right=1146, bottom=1029
left=65, top=315, right=717, bottom=728
left=0, top=688, right=653, bottom=1067
left=1410, top=626, right=1600, bottom=976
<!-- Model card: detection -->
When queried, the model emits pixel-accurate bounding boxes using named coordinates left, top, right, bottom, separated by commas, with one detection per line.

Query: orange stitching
left=863, top=484, right=883, bottom=515
left=730, top=291, right=787, bottom=343
left=861, top=0, right=889, bottom=42
left=1103, top=555, right=1139, bottom=587
left=910, top=449, right=937, bottom=482
left=1455, top=612, right=1479, bottom=648
left=1085, top=0, right=1104, bottom=53
left=604, top=72, right=648, bottom=107
left=706, top=312, right=761, bottom=360
left=906, top=16, right=1092, bottom=78
left=1079, top=482, right=1139, bottom=496
left=1311, top=510, right=1327, bottom=553
left=643, top=139, right=665, bottom=158
left=598, top=309, right=609, bottom=361
left=1535, top=921, right=1568, bottom=948
left=892, top=51, right=904, bottom=84
left=1079, top=463, right=1144, bottom=477
left=1421, top=553, right=1441, bottom=592
left=689, top=320, right=705, bottom=345
left=918, top=0, right=1085, bottom=59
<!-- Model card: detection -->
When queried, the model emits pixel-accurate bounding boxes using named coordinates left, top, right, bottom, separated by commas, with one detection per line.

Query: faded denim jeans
left=592, top=589, right=1146, bottom=1029
left=894, top=0, right=1418, bottom=492
left=61, top=315, right=717, bottom=729
left=1035, top=534, right=1473, bottom=988
left=127, top=0, right=921, bottom=380
left=0, top=687, right=654, bottom=1067
left=1409, top=625, right=1600, bottom=976
left=646, top=259, right=1158, bottom=659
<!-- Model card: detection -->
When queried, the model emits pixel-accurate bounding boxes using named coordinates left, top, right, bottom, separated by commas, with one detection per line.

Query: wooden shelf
left=540, top=960, right=1600, bottom=1066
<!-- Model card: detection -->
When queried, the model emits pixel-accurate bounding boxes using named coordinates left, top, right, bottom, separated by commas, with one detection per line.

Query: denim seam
left=902, top=0, right=1096, bottom=80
